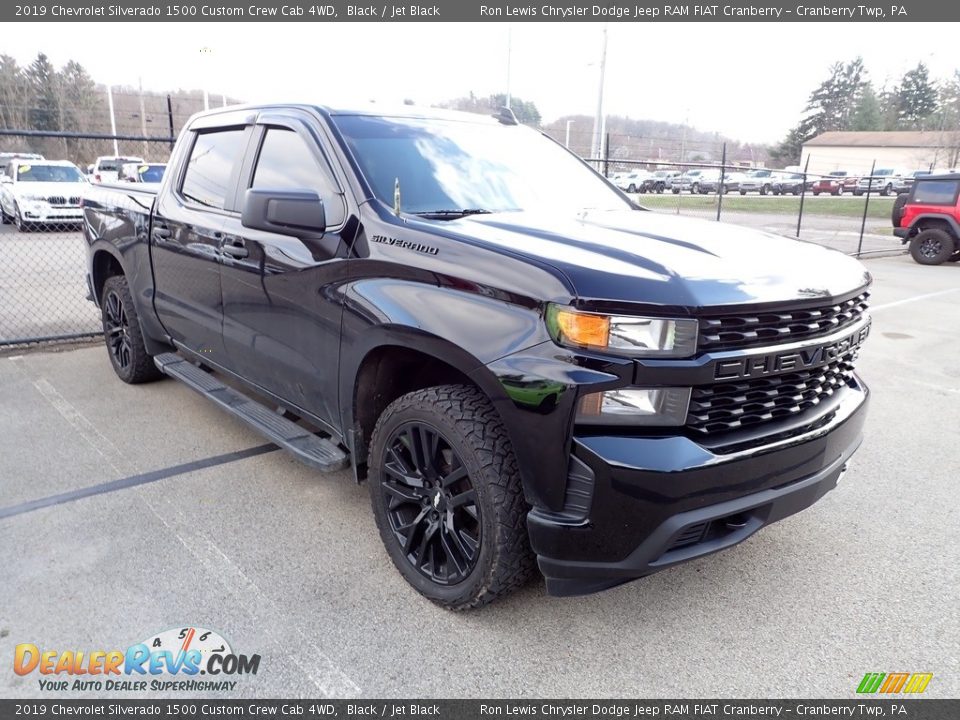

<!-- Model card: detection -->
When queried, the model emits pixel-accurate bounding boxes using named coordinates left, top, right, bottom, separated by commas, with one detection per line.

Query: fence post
left=857, top=159, right=876, bottom=257
left=166, top=95, right=175, bottom=151
left=797, top=154, right=811, bottom=237
left=603, top=132, right=610, bottom=178
left=716, top=143, right=727, bottom=222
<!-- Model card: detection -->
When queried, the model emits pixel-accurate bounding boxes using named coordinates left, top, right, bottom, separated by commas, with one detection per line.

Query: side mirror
left=241, top=188, right=325, bottom=238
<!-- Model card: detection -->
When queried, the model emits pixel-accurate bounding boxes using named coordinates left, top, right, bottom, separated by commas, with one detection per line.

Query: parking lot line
left=870, top=287, right=960, bottom=312
left=0, top=443, right=278, bottom=520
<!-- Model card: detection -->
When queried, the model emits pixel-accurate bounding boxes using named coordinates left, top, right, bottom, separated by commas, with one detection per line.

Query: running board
left=153, top=353, right=349, bottom=473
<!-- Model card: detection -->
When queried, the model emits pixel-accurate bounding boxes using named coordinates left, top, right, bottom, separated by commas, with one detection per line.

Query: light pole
left=590, top=26, right=608, bottom=167
left=200, top=47, right=213, bottom=111
left=565, top=120, right=574, bottom=148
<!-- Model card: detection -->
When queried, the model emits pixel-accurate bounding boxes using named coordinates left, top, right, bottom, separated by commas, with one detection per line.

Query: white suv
left=0, top=160, right=88, bottom=230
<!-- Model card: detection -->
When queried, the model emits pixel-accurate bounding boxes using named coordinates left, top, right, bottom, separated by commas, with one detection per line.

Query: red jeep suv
left=892, top=173, right=960, bottom=264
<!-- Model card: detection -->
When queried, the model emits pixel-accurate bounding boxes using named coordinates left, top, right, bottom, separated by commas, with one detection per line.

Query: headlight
left=576, top=387, right=691, bottom=426
left=546, top=304, right=698, bottom=357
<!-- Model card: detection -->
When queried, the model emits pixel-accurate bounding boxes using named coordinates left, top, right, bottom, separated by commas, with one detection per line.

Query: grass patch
left=636, top=193, right=895, bottom=220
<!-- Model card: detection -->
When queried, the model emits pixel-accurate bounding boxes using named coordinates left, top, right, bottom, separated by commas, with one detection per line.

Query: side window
left=913, top=181, right=959, bottom=206
left=251, top=128, right=345, bottom=226
left=180, top=128, right=247, bottom=210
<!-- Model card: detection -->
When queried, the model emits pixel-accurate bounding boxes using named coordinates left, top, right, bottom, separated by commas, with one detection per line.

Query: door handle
left=221, top=241, right=249, bottom=259
left=152, top=225, right=171, bottom=241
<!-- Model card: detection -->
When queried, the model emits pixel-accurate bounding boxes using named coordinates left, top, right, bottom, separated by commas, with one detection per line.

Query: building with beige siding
left=801, top=131, right=960, bottom=177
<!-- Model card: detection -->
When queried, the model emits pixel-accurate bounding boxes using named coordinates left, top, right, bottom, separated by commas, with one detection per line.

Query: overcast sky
left=7, top=22, right=958, bottom=144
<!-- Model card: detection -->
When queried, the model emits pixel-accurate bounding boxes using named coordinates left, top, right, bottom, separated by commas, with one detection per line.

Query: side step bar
left=154, top=353, right=349, bottom=473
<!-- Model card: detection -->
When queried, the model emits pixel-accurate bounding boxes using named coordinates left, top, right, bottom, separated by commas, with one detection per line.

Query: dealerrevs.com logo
left=14, top=627, right=260, bottom=692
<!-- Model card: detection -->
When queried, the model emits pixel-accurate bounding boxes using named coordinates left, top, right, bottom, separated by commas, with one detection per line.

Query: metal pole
left=604, top=132, right=610, bottom=178
left=106, top=85, right=119, bottom=156
left=565, top=120, right=573, bottom=148
left=590, top=25, right=608, bottom=168
left=716, top=143, right=727, bottom=221
left=138, top=77, right=148, bottom=160
left=796, top=154, right=811, bottom=238
left=505, top=27, right=512, bottom=109
left=166, top=95, right=175, bottom=151
left=857, top=159, right=876, bottom=257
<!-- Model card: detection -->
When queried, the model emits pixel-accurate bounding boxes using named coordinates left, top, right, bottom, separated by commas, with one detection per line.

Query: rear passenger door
left=151, top=122, right=252, bottom=359
left=218, top=114, right=351, bottom=430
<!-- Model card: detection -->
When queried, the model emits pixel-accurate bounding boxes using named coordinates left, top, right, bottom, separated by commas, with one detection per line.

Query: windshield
left=874, top=169, right=894, bottom=176
left=16, top=164, right=85, bottom=183
left=99, top=158, right=142, bottom=172
left=137, top=165, right=166, bottom=182
left=333, top=115, right=630, bottom=215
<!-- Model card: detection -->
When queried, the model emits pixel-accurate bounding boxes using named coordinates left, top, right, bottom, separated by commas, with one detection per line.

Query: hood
left=445, top=209, right=871, bottom=310
left=14, top=181, right=87, bottom=198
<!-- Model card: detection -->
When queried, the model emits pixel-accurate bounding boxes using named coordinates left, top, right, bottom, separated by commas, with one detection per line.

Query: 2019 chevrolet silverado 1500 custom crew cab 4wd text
left=82, top=104, right=872, bottom=609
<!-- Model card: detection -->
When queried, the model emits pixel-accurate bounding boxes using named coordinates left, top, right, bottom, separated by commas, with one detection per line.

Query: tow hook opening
left=723, top=512, right=750, bottom=530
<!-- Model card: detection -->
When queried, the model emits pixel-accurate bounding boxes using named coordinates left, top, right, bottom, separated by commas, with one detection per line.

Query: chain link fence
left=1, top=127, right=909, bottom=348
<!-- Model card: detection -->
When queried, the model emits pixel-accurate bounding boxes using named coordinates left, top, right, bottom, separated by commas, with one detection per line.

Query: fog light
left=576, top=387, right=691, bottom=426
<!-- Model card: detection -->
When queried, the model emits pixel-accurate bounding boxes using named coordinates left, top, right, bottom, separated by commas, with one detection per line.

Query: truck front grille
left=46, top=196, right=81, bottom=207
left=686, top=352, right=857, bottom=434
left=698, top=292, right=869, bottom=352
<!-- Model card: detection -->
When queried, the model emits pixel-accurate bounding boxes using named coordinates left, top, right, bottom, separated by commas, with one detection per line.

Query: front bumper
left=529, top=378, right=869, bottom=596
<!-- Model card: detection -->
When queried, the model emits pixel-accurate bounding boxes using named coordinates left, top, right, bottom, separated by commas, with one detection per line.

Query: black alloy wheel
left=99, top=274, right=162, bottom=384
left=368, top=385, right=535, bottom=609
left=380, top=421, right=481, bottom=585
left=103, top=287, right=133, bottom=372
left=910, top=229, right=954, bottom=265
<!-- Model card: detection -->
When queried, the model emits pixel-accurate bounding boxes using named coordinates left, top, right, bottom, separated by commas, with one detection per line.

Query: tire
left=0, top=203, right=10, bottom=224
left=100, top=274, right=163, bottom=384
left=691, top=183, right=700, bottom=194
left=813, top=191, right=820, bottom=196
left=671, top=188, right=680, bottom=194
left=14, top=203, right=27, bottom=232
left=880, top=183, right=892, bottom=197
left=761, top=184, right=770, bottom=196
left=854, top=189, right=863, bottom=196
left=739, top=190, right=746, bottom=196
left=627, top=184, right=637, bottom=193
left=793, top=188, right=801, bottom=196
left=368, top=385, right=535, bottom=610
left=891, top=194, right=908, bottom=227
left=909, top=229, right=955, bottom=265
left=836, top=186, right=844, bottom=196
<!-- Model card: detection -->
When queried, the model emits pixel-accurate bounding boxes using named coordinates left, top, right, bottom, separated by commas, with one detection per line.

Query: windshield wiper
left=412, top=209, right=492, bottom=220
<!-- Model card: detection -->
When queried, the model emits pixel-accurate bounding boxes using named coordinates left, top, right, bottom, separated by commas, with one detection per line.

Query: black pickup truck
left=82, top=104, right=872, bottom=609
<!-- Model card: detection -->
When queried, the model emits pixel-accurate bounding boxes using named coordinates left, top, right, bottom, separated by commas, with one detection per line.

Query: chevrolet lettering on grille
left=713, top=321, right=871, bottom=381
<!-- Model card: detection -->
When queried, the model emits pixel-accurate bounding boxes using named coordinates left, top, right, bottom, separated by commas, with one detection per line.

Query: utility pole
left=590, top=25, right=608, bottom=167
left=106, top=85, right=119, bottom=156
left=565, top=120, right=574, bottom=148
left=505, top=27, right=512, bottom=109
left=138, top=77, right=148, bottom=160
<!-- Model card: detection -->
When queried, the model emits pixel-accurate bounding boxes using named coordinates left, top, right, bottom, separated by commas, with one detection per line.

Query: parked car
left=854, top=168, right=904, bottom=196
left=892, top=172, right=960, bottom=265
left=896, top=169, right=951, bottom=195
left=700, top=171, right=744, bottom=194
left=617, top=170, right=651, bottom=194
left=773, top=173, right=806, bottom=196
left=812, top=171, right=857, bottom=196
left=641, top=170, right=682, bottom=194
left=0, top=152, right=44, bottom=165
left=738, top=169, right=781, bottom=195
left=672, top=168, right=711, bottom=194
left=82, top=103, right=872, bottom=609
left=0, top=159, right=87, bottom=230
left=118, top=163, right=167, bottom=184
left=90, top=155, right=145, bottom=184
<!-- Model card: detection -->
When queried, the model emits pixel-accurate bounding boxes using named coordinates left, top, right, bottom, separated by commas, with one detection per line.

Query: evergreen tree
left=851, top=84, right=883, bottom=131
left=896, top=62, right=938, bottom=128
left=26, top=52, right=61, bottom=132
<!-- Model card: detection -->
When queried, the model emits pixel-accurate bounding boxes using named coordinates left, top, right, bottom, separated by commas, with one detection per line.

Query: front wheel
left=100, top=275, right=163, bottom=384
left=881, top=184, right=892, bottom=197
left=368, top=385, right=535, bottom=610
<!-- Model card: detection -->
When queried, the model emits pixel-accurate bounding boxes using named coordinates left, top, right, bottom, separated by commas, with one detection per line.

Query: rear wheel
left=881, top=183, right=893, bottom=197
left=836, top=186, right=844, bottom=196
left=761, top=184, right=770, bottom=196
left=100, top=275, right=163, bottom=384
left=910, top=228, right=954, bottom=265
left=369, top=385, right=535, bottom=610
left=691, top=183, right=700, bottom=194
